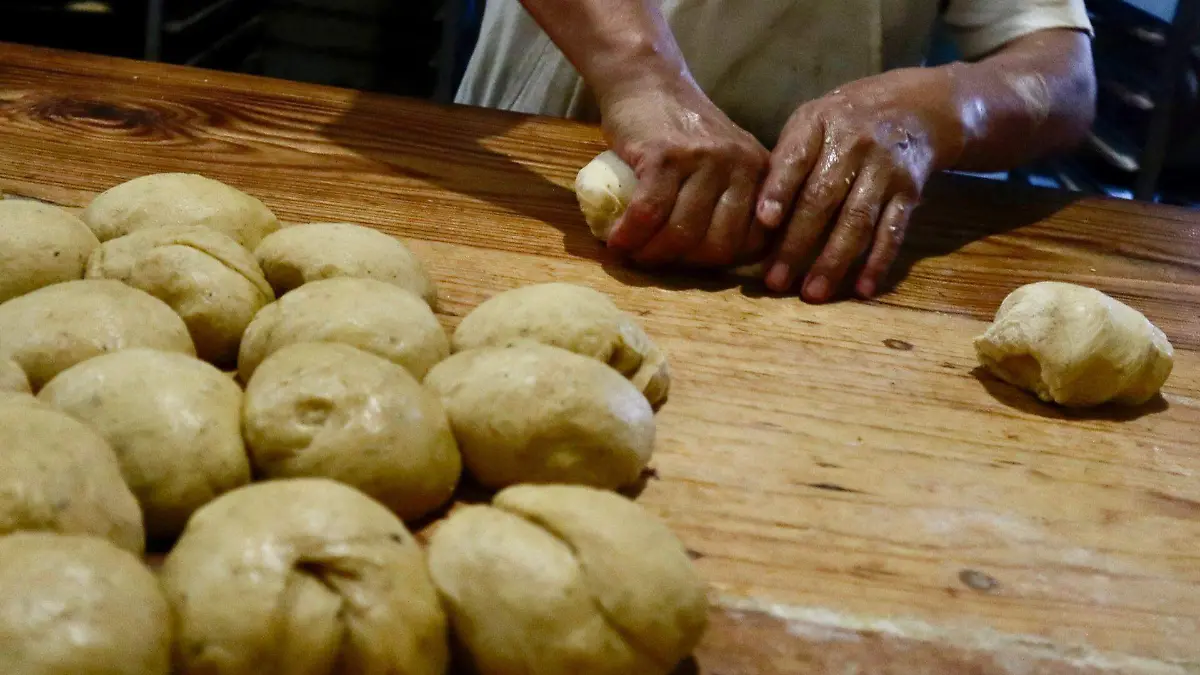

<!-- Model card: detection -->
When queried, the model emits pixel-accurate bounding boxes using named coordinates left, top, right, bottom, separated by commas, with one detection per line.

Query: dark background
left=4, top=0, right=1198, bottom=206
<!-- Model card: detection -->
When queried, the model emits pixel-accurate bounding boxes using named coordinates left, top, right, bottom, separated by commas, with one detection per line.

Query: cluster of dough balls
left=0, top=173, right=708, bottom=674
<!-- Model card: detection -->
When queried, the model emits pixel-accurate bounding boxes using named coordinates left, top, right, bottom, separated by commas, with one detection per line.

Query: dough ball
left=575, top=152, right=762, bottom=278
left=424, top=343, right=655, bottom=490
left=81, top=173, right=280, bottom=248
left=0, top=405, right=144, bottom=553
left=0, top=533, right=170, bottom=675
left=0, top=200, right=99, bottom=303
left=38, top=349, right=250, bottom=539
left=454, top=283, right=670, bottom=407
left=86, top=225, right=274, bottom=366
left=238, top=277, right=448, bottom=381
left=0, top=358, right=30, bottom=394
left=243, top=342, right=460, bottom=521
left=160, top=478, right=448, bottom=675
left=0, top=279, right=195, bottom=391
left=428, top=484, right=708, bottom=675
left=975, top=281, right=1174, bottom=407
left=254, top=222, right=437, bottom=307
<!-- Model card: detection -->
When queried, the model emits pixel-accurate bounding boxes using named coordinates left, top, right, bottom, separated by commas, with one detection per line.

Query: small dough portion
left=0, top=279, right=195, bottom=390
left=454, top=283, right=670, bottom=407
left=0, top=359, right=30, bottom=394
left=0, top=200, right=100, bottom=303
left=161, top=478, right=448, bottom=675
left=427, top=484, right=708, bottom=675
left=254, top=222, right=438, bottom=307
left=0, top=533, right=170, bottom=675
left=81, top=173, right=280, bottom=248
left=424, top=343, right=655, bottom=490
left=243, top=342, right=461, bottom=521
left=86, top=225, right=274, bottom=365
left=39, top=349, right=251, bottom=539
left=975, top=281, right=1175, bottom=407
left=0, top=405, right=144, bottom=554
left=239, top=277, right=448, bottom=381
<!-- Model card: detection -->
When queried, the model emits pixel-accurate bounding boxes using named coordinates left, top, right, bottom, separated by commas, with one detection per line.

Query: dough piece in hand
left=238, top=277, right=448, bottom=381
left=243, top=342, right=460, bottom=521
left=453, top=282, right=670, bottom=407
left=0, top=359, right=30, bottom=394
left=575, top=151, right=763, bottom=278
left=424, top=343, right=655, bottom=490
left=0, top=279, right=195, bottom=390
left=0, top=533, right=170, bottom=675
left=38, top=349, right=251, bottom=539
left=0, top=200, right=100, bottom=303
left=0, top=406, right=144, bottom=553
left=81, top=173, right=280, bottom=248
left=86, top=225, right=274, bottom=366
left=161, top=478, right=448, bottom=675
left=975, top=281, right=1174, bottom=407
left=254, top=222, right=438, bottom=307
left=428, top=484, right=708, bottom=675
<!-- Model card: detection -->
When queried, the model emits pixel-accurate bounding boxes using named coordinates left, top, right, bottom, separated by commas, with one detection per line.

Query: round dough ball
left=243, top=342, right=460, bottom=521
left=0, top=200, right=100, bottom=303
left=0, top=279, right=195, bottom=391
left=161, top=478, right=448, bottom=675
left=428, top=484, right=708, bottom=675
left=424, top=343, right=655, bottom=490
left=454, top=283, right=670, bottom=407
left=0, top=533, right=170, bottom=675
left=86, top=225, right=274, bottom=365
left=0, top=358, right=30, bottom=394
left=975, top=281, right=1175, bottom=407
left=575, top=150, right=637, bottom=242
left=254, top=222, right=437, bottom=307
left=81, top=173, right=280, bottom=249
left=38, top=349, right=251, bottom=539
left=238, top=277, right=448, bottom=381
left=0, top=405, right=144, bottom=553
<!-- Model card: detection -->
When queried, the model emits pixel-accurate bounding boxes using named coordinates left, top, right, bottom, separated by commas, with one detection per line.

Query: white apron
left=457, top=0, right=884, bottom=145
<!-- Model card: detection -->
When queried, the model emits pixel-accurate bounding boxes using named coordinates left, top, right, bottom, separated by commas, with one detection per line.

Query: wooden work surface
left=2, top=43, right=1199, bottom=674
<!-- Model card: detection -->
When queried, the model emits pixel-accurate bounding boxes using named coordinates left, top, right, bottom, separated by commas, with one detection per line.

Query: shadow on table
left=971, top=366, right=1170, bottom=422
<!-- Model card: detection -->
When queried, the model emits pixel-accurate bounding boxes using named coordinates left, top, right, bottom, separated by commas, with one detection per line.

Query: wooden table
left=2, top=43, right=1199, bottom=674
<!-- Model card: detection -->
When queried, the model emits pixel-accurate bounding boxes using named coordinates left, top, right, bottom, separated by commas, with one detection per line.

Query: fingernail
left=858, top=278, right=876, bottom=298
left=759, top=200, right=784, bottom=227
left=805, top=276, right=829, bottom=301
left=767, top=262, right=791, bottom=290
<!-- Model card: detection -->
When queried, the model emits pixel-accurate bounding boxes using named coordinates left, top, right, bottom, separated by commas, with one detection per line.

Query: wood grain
left=3, top=43, right=1199, bottom=673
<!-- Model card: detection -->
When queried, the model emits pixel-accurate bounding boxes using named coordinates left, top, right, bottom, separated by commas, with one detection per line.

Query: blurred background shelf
left=1, top=0, right=1196, bottom=206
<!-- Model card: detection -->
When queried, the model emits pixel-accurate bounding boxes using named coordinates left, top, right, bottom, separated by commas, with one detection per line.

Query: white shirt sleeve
left=944, top=0, right=1094, bottom=60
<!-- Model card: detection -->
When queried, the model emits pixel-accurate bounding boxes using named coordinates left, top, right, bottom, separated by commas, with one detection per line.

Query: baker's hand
left=756, top=66, right=967, bottom=302
left=601, top=76, right=769, bottom=267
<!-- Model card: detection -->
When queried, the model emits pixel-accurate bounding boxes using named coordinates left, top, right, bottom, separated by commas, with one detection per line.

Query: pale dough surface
left=39, top=349, right=250, bottom=538
left=254, top=222, right=438, bottom=307
left=0, top=200, right=100, bottom=303
left=0, top=359, right=30, bottom=394
left=160, top=478, right=448, bottom=675
left=424, top=343, right=655, bottom=490
left=0, top=533, right=170, bottom=675
left=427, top=484, right=708, bottom=675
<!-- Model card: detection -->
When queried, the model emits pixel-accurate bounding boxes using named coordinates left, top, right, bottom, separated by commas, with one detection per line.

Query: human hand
left=755, top=66, right=968, bottom=302
left=600, top=75, right=770, bottom=267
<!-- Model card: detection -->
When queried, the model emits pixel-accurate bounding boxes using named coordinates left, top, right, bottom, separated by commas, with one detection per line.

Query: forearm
left=943, top=29, right=1096, bottom=172
left=516, top=0, right=691, bottom=104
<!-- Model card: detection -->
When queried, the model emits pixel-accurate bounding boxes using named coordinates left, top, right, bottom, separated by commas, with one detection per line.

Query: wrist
left=929, top=62, right=975, bottom=172
left=586, top=35, right=696, bottom=109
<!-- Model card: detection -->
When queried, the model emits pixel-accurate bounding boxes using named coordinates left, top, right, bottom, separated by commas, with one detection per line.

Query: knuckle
left=842, top=204, right=879, bottom=230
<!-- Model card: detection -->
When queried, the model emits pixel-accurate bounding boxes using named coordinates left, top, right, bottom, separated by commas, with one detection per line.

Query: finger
left=802, top=166, right=888, bottom=304
left=685, top=170, right=757, bottom=266
left=765, top=144, right=861, bottom=292
left=856, top=195, right=916, bottom=299
left=633, top=166, right=724, bottom=266
left=608, top=161, right=684, bottom=251
left=756, top=113, right=823, bottom=229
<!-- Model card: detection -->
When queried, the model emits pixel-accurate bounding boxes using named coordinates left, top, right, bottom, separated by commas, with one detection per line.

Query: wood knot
left=883, top=338, right=914, bottom=351
left=32, top=96, right=161, bottom=130
left=958, top=569, right=1000, bottom=592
